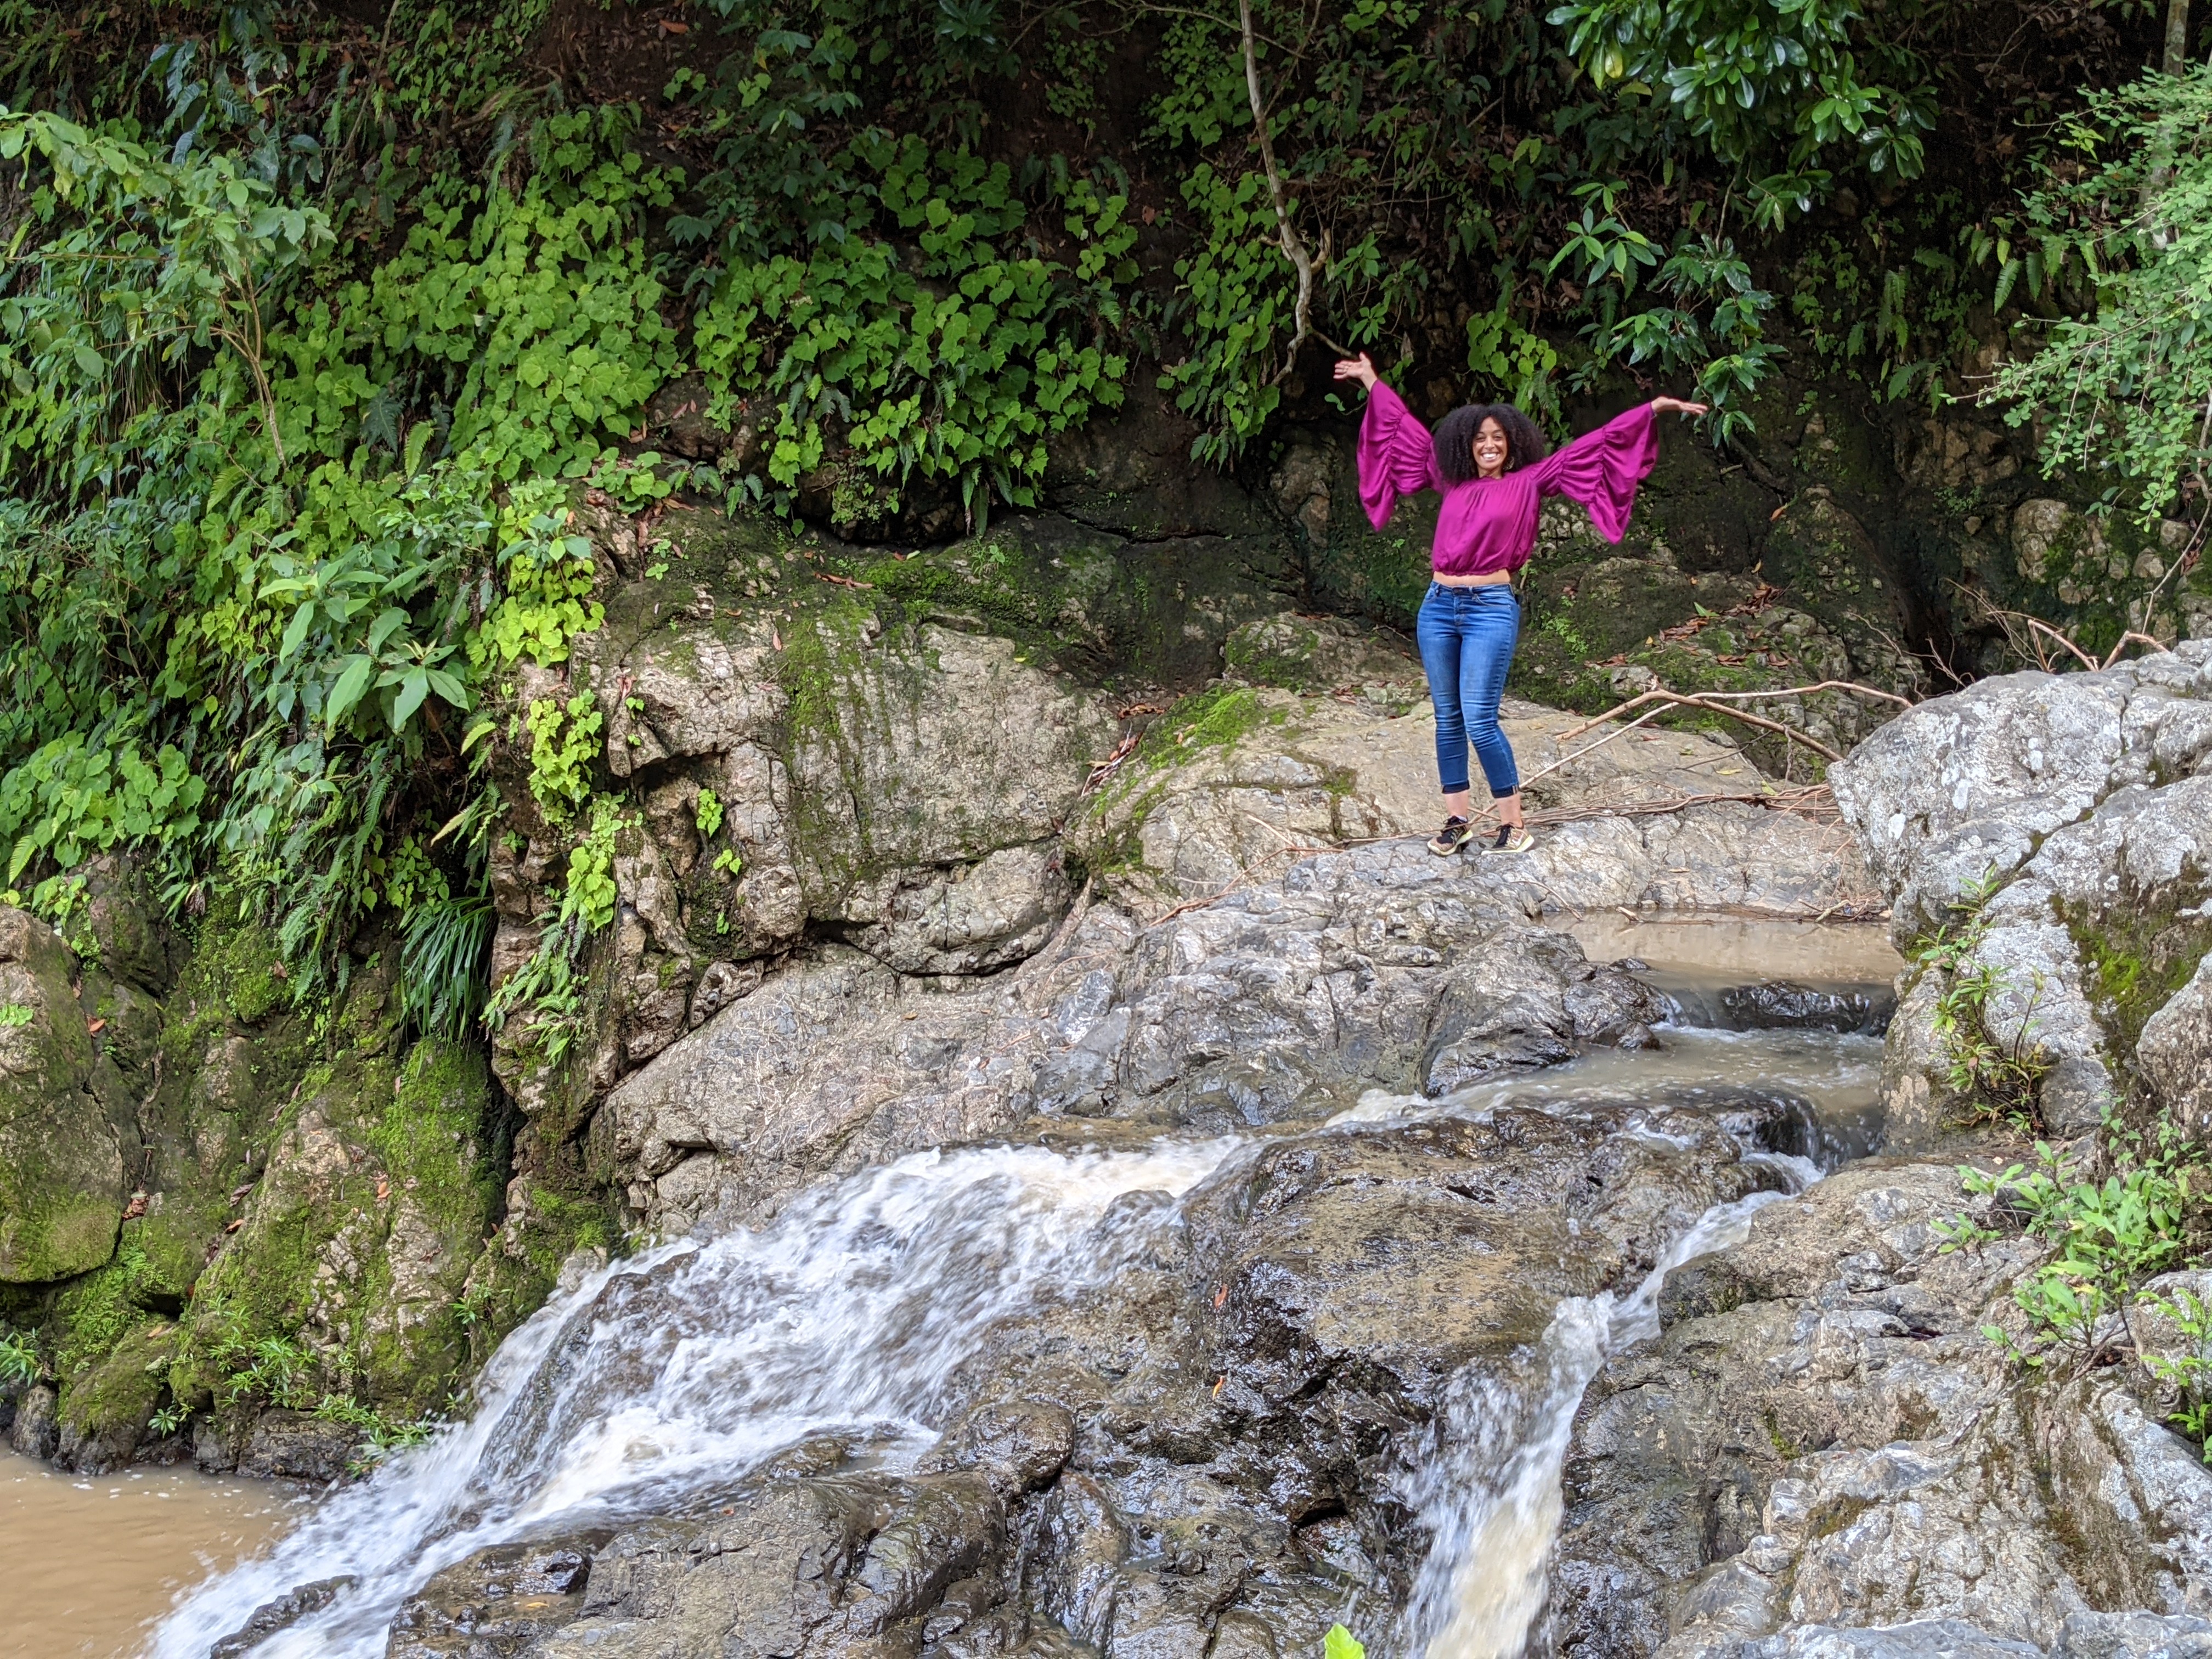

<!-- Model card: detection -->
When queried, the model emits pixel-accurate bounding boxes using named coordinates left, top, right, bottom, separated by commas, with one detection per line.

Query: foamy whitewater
left=157, top=1018, right=1864, bottom=1659
left=153, top=1137, right=1244, bottom=1658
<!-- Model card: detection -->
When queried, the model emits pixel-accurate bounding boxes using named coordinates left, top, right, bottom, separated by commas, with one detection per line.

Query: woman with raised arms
left=1335, top=353, right=1708, bottom=855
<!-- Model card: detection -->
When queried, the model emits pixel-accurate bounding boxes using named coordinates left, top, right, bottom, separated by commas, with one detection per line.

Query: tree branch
left=1237, top=0, right=1343, bottom=381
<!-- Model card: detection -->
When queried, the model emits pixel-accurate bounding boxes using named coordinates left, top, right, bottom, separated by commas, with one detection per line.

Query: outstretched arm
left=1530, top=393, right=1706, bottom=543
left=1338, top=354, right=1441, bottom=528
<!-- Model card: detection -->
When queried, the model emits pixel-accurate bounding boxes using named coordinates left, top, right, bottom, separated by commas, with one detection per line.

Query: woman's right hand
left=1334, top=353, right=1379, bottom=390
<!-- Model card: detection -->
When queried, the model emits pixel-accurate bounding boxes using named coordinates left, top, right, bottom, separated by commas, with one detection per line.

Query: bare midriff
left=1431, top=568, right=1513, bottom=588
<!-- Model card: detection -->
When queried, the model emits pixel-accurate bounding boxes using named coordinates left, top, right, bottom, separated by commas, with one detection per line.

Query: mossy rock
left=0, top=908, right=127, bottom=1285
left=174, top=968, right=503, bottom=1417
left=459, top=1178, right=618, bottom=1364
left=55, top=1318, right=174, bottom=1468
left=858, top=512, right=1297, bottom=686
left=128, top=895, right=320, bottom=1302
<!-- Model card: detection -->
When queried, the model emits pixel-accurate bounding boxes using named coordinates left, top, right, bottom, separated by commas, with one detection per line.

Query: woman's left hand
left=1651, top=396, right=1711, bottom=415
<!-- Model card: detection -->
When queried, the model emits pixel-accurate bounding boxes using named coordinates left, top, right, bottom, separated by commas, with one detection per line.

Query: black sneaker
left=1428, top=816, right=1476, bottom=855
left=1481, top=824, right=1536, bottom=854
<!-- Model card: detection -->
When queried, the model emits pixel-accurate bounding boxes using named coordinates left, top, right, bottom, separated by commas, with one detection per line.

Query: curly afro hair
left=1433, top=403, right=1550, bottom=484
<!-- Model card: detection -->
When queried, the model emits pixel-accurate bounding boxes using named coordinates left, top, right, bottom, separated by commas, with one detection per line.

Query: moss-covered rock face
left=174, top=968, right=499, bottom=1419
left=55, top=1317, right=174, bottom=1472
left=0, top=876, right=523, bottom=1467
left=0, top=908, right=127, bottom=1284
left=127, top=901, right=318, bottom=1303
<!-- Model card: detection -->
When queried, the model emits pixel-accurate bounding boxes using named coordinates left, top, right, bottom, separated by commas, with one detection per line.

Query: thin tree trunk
left=1237, top=0, right=1341, bottom=380
left=2166, top=0, right=2191, bottom=76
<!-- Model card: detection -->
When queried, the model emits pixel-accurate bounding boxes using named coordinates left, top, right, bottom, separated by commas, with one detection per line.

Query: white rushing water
left=1393, top=1177, right=1812, bottom=1658
left=154, top=1136, right=1242, bottom=1659
left=156, top=1013, right=1875, bottom=1659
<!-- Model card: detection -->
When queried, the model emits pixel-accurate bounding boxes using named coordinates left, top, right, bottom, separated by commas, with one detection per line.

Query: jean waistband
left=1426, top=580, right=1518, bottom=601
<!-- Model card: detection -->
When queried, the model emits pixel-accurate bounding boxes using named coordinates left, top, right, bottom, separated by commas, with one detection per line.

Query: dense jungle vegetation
left=0, top=0, right=2207, bottom=1024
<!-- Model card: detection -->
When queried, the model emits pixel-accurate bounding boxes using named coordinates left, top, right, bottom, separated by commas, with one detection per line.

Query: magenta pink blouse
left=1357, top=381, right=1660, bottom=578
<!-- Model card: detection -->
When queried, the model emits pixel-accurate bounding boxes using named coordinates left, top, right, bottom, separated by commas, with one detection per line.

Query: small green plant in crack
left=2143, top=1287, right=2212, bottom=1460
left=314, top=1392, right=440, bottom=1473
left=1909, top=870, right=2050, bottom=1131
left=486, top=797, right=624, bottom=1069
left=527, top=694, right=604, bottom=824
left=1946, top=1111, right=2207, bottom=1381
left=0, top=1324, right=38, bottom=1386
left=693, top=788, right=723, bottom=839
left=218, top=1334, right=317, bottom=1408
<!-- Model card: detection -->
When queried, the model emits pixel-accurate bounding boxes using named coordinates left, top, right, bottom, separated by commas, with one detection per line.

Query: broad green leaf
left=325, top=654, right=376, bottom=729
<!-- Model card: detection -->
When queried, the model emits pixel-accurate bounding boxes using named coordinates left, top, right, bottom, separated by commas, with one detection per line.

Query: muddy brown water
left=1563, top=913, right=1904, bottom=986
left=9, top=919, right=1902, bottom=1656
left=0, top=1446, right=301, bottom=1657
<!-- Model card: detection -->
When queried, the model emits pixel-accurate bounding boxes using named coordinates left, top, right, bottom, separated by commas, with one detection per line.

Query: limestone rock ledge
left=1551, top=642, right=2212, bottom=1657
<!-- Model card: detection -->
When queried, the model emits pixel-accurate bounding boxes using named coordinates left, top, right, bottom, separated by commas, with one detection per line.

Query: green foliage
left=0, top=108, right=332, bottom=486
left=2142, top=1288, right=2212, bottom=1460
left=485, top=796, right=624, bottom=1070
left=527, top=695, right=604, bottom=826
left=1579, top=232, right=1779, bottom=442
left=52, top=1239, right=155, bottom=1380
left=0, top=0, right=2176, bottom=1128
left=0, top=737, right=205, bottom=887
left=1159, top=165, right=1295, bottom=463
left=693, top=136, right=1135, bottom=523
left=217, top=1332, right=315, bottom=1407
left=400, top=893, right=493, bottom=1043
left=1986, top=64, right=2212, bottom=524
left=312, top=1390, right=439, bottom=1470
left=0, top=1323, right=38, bottom=1386
left=1548, top=0, right=1932, bottom=206
left=693, top=788, right=724, bottom=839
left=1909, top=871, right=2050, bottom=1130
left=477, top=482, right=604, bottom=670
left=1946, top=1112, right=2208, bottom=1380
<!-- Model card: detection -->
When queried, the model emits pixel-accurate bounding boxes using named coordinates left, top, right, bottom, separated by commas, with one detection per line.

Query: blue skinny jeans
left=1415, top=582, right=1520, bottom=800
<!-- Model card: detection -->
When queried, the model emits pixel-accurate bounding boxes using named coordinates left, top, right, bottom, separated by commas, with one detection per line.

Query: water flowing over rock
left=154, top=1082, right=1842, bottom=1658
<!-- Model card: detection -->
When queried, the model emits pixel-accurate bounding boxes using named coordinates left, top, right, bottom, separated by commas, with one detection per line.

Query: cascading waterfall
left=153, top=1137, right=1244, bottom=1659
left=1392, top=1180, right=1812, bottom=1658
left=156, top=1016, right=1877, bottom=1659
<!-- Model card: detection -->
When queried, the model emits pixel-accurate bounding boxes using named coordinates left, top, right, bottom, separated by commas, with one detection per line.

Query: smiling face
left=1472, top=417, right=1510, bottom=479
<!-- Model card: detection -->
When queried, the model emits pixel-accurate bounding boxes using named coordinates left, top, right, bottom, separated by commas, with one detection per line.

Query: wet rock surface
left=210, top=1575, right=356, bottom=1658
left=1549, top=650, right=2212, bottom=1657
left=387, top=1099, right=1796, bottom=1658
left=600, top=844, right=1687, bottom=1235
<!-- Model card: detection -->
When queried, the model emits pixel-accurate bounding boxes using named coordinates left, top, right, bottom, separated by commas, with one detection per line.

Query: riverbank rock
left=1831, top=645, right=2212, bottom=1151
left=0, top=906, right=129, bottom=1283
left=1553, top=644, right=2212, bottom=1656
left=598, top=839, right=1697, bottom=1236
left=1066, top=676, right=1874, bottom=917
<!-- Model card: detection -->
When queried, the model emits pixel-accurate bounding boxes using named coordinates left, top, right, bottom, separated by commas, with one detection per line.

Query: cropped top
left=1356, top=380, right=1659, bottom=578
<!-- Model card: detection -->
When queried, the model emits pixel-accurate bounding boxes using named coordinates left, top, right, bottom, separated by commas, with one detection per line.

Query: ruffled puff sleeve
left=1530, top=403, right=1658, bottom=543
left=1357, top=380, right=1442, bottom=529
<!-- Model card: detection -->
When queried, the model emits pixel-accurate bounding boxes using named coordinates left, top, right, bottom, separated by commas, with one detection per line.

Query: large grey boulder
left=1551, top=644, right=2212, bottom=1659
left=598, top=841, right=1672, bottom=1236
left=1552, top=1162, right=2212, bottom=1657
left=1830, top=641, right=2212, bottom=1151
